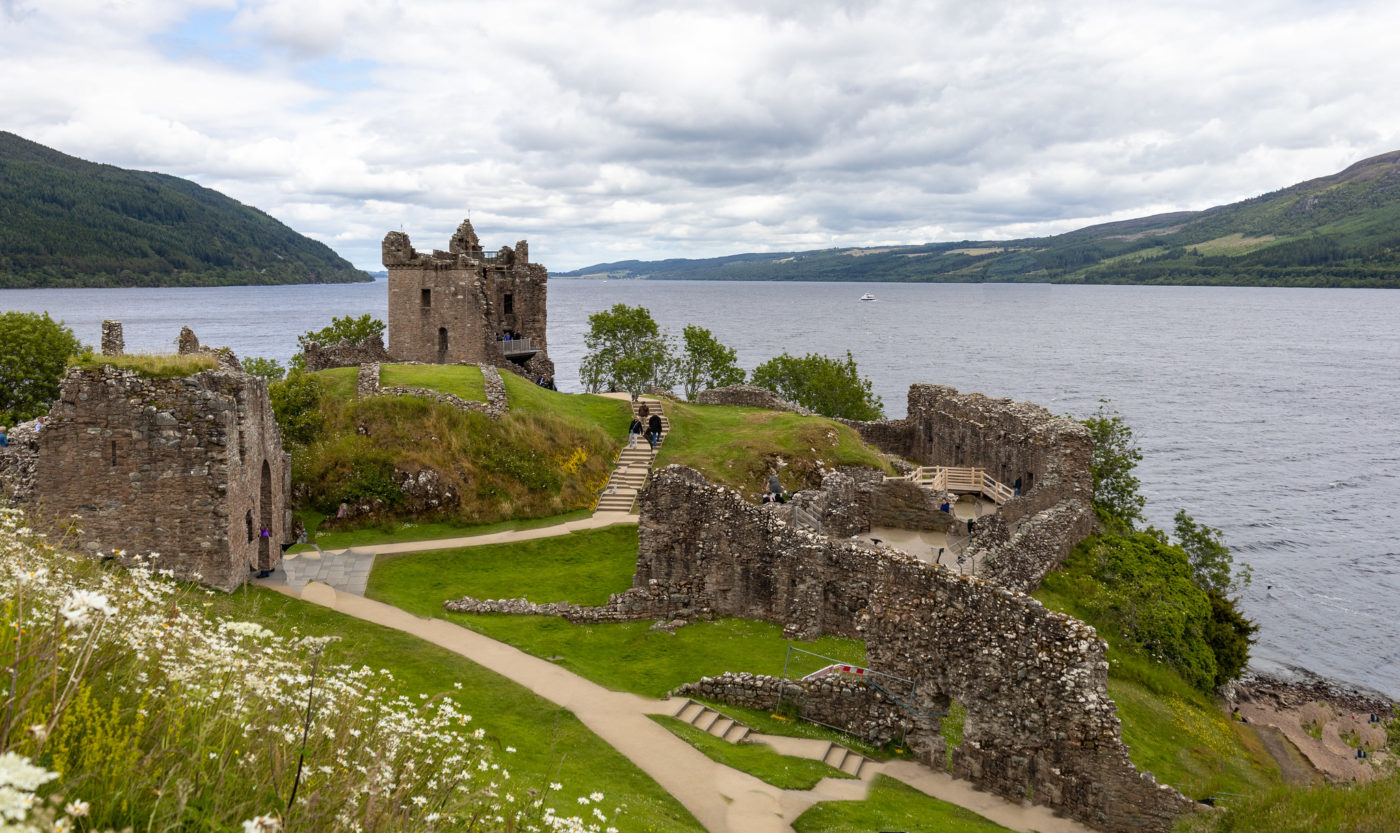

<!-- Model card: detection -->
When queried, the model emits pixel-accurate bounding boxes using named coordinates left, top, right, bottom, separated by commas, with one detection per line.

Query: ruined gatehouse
left=382, top=219, right=553, bottom=379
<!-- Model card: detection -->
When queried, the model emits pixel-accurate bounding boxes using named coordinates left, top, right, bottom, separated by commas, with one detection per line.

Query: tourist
left=646, top=412, right=663, bottom=450
left=628, top=413, right=643, bottom=448
left=0, top=427, right=7, bottom=447
left=33, top=417, right=44, bottom=432
left=766, top=474, right=785, bottom=504
left=1013, top=476, right=1022, bottom=496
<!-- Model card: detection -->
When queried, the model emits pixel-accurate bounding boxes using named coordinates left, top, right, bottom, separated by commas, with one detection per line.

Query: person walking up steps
left=627, top=413, right=643, bottom=449
left=647, top=411, right=663, bottom=451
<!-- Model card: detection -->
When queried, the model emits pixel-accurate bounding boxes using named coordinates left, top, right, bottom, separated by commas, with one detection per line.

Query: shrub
left=0, top=311, right=82, bottom=424
left=750, top=350, right=883, bottom=420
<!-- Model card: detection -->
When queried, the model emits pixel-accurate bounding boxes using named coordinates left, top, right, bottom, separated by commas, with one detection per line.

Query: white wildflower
left=241, top=813, right=281, bottom=832
left=64, top=799, right=90, bottom=817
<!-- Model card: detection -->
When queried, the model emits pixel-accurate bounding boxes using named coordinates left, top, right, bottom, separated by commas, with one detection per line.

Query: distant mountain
left=558, top=151, right=1400, bottom=288
left=0, top=132, right=371, bottom=288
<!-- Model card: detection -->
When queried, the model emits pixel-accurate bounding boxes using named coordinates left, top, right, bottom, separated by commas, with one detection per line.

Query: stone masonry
left=383, top=219, right=553, bottom=378
left=304, top=334, right=394, bottom=372
left=101, top=320, right=124, bottom=356
left=18, top=363, right=291, bottom=591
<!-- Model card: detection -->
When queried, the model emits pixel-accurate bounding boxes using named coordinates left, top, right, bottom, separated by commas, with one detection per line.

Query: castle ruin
left=382, top=219, right=553, bottom=379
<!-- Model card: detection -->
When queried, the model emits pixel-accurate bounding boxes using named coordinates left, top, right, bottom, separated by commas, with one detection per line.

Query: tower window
left=503, top=293, right=514, bottom=314
left=421, top=288, right=431, bottom=309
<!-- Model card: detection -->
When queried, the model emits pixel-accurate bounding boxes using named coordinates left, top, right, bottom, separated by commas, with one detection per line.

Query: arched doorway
left=437, top=327, right=449, bottom=363
left=258, top=460, right=272, bottom=571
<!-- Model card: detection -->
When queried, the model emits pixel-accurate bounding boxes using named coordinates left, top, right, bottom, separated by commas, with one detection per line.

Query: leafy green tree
left=1081, top=400, right=1144, bottom=530
left=750, top=351, right=883, bottom=420
left=291, top=314, right=385, bottom=371
left=242, top=356, right=285, bottom=382
left=1173, top=510, right=1251, bottom=596
left=578, top=304, right=674, bottom=394
left=268, top=373, right=324, bottom=447
left=0, top=311, right=82, bottom=425
left=678, top=325, right=745, bottom=399
left=1205, top=589, right=1258, bottom=687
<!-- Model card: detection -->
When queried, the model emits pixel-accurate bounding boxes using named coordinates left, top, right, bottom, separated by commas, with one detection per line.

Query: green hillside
left=558, top=151, right=1400, bottom=288
left=0, top=131, right=371, bottom=287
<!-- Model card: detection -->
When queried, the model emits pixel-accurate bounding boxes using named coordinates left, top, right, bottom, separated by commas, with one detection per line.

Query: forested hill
left=559, top=151, right=1400, bottom=288
left=0, top=132, right=371, bottom=288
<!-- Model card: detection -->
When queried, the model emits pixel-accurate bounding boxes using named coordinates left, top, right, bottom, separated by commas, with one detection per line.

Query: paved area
left=255, top=573, right=1094, bottom=833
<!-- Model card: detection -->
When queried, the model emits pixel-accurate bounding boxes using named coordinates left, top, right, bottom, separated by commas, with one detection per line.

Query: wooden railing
left=888, top=466, right=1015, bottom=505
left=791, top=504, right=822, bottom=535
left=499, top=337, right=538, bottom=356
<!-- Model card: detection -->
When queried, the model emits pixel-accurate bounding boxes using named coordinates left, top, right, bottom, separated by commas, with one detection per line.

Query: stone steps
left=671, top=698, right=752, bottom=743
left=821, top=741, right=871, bottom=778
left=594, top=398, right=670, bottom=515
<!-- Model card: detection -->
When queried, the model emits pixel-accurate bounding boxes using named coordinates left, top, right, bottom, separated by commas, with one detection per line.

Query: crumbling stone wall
left=673, top=671, right=913, bottom=746
left=694, top=385, right=813, bottom=415
left=451, top=466, right=1189, bottom=832
left=383, top=220, right=550, bottom=373
left=304, top=335, right=393, bottom=372
left=0, top=422, right=41, bottom=502
left=844, top=384, right=1097, bottom=592
left=101, top=320, right=123, bottom=356
left=356, top=363, right=508, bottom=420
left=21, top=365, right=290, bottom=591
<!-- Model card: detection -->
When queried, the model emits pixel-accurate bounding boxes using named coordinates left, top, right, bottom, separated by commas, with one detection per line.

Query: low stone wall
left=694, top=384, right=814, bottom=415
left=304, top=335, right=393, bottom=372
left=673, top=671, right=913, bottom=746
left=357, top=363, right=508, bottom=420
left=0, top=422, right=41, bottom=502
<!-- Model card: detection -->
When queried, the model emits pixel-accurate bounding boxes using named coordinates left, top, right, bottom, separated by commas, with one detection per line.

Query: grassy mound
left=1177, top=773, right=1400, bottom=833
left=656, top=399, right=890, bottom=497
left=793, top=774, right=1011, bottom=832
left=280, top=366, right=631, bottom=529
left=72, top=351, right=218, bottom=377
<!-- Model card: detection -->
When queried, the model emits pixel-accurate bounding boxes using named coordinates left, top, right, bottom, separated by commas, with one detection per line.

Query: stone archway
left=258, top=459, right=272, bottom=570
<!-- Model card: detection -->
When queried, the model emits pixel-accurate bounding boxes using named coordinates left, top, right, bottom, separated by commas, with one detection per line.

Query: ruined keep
left=4, top=355, right=291, bottom=592
left=382, top=219, right=553, bottom=378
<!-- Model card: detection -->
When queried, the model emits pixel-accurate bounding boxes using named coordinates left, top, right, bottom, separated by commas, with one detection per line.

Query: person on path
left=766, top=474, right=785, bottom=504
left=627, top=414, right=643, bottom=448
left=0, top=427, right=7, bottom=447
left=646, top=412, right=663, bottom=450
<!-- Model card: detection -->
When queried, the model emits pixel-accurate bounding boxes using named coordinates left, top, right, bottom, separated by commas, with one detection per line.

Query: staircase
left=820, top=741, right=869, bottom=778
left=594, top=397, right=669, bottom=514
left=671, top=698, right=752, bottom=743
left=667, top=698, right=875, bottom=779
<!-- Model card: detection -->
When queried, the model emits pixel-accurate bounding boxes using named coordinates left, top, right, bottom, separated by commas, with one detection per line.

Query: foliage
left=1203, top=589, right=1258, bottom=687
left=268, top=372, right=325, bottom=447
left=578, top=303, right=674, bottom=394
left=1173, top=510, right=1250, bottom=596
left=650, top=716, right=853, bottom=790
left=1175, top=773, right=1400, bottom=833
left=0, top=311, right=81, bottom=424
left=296, top=313, right=385, bottom=358
left=0, top=131, right=370, bottom=288
left=654, top=399, right=890, bottom=497
left=677, top=324, right=745, bottom=399
left=792, top=774, right=1011, bottom=833
left=72, top=351, right=218, bottom=378
left=749, top=350, right=883, bottom=420
left=0, top=508, right=612, bottom=833
left=241, top=356, right=286, bottom=381
left=1081, top=400, right=1145, bottom=530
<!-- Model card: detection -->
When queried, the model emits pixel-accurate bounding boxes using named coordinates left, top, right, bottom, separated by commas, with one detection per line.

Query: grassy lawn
left=656, top=399, right=890, bottom=497
left=380, top=363, right=485, bottom=401
left=792, top=775, right=1011, bottom=833
left=501, top=371, right=632, bottom=434
left=1176, top=773, right=1400, bottom=833
left=308, top=365, right=358, bottom=399
left=293, top=509, right=593, bottom=552
left=366, top=526, right=867, bottom=699
left=1035, top=579, right=1282, bottom=800
left=650, top=716, right=853, bottom=790
left=217, top=585, right=704, bottom=833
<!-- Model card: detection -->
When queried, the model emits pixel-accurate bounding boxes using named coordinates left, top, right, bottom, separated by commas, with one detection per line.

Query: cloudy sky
left=3, top=0, right=1398, bottom=272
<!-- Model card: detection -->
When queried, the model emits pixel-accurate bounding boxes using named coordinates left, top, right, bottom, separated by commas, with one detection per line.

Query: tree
left=242, top=356, right=285, bottom=382
left=677, top=325, right=744, bottom=399
left=578, top=304, right=674, bottom=394
left=1173, top=510, right=1251, bottom=596
left=1081, top=400, right=1144, bottom=530
left=268, top=373, right=324, bottom=447
left=291, top=314, right=385, bottom=371
left=0, top=311, right=82, bottom=425
left=750, top=351, right=883, bottom=420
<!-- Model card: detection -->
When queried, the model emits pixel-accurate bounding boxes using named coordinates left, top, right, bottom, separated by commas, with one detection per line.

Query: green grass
left=365, top=527, right=867, bottom=698
left=650, top=715, right=853, bottom=790
left=500, top=371, right=632, bottom=433
left=656, top=399, right=890, bottom=497
left=308, top=365, right=359, bottom=399
left=293, top=509, right=593, bottom=551
left=792, top=774, right=1012, bottom=833
left=1035, top=576, right=1282, bottom=800
left=380, top=363, right=485, bottom=401
left=73, top=351, right=217, bottom=377
left=214, top=585, right=705, bottom=833
left=1176, top=774, right=1400, bottom=833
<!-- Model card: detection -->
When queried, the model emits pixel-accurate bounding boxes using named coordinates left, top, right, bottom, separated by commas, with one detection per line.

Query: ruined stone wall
left=633, top=467, right=1192, bottom=832
left=356, top=363, right=509, bottom=420
left=694, top=385, right=814, bottom=415
left=27, top=365, right=290, bottom=591
left=673, top=671, right=913, bottom=746
left=383, top=222, right=549, bottom=369
left=304, top=335, right=393, bottom=372
left=844, top=384, right=1097, bottom=592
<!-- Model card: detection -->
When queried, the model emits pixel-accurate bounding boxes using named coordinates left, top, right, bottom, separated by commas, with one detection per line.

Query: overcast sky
left=3, top=0, right=1399, bottom=272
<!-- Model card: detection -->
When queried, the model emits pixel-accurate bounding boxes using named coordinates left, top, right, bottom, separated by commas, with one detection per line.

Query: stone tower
left=382, top=220, right=553, bottom=378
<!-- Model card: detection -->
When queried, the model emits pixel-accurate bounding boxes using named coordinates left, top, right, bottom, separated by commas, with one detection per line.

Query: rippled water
left=4, top=279, right=1397, bottom=697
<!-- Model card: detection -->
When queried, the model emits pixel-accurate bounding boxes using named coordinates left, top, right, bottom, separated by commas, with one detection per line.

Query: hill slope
left=559, top=151, right=1400, bottom=288
left=0, top=131, right=370, bottom=287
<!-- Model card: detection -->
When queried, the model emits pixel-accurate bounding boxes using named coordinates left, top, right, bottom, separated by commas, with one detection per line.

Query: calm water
left=4, top=280, right=1398, bottom=698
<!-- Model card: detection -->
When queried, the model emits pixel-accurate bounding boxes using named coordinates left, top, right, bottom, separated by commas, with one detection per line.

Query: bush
left=0, top=311, right=82, bottom=424
left=1081, top=400, right=1144, bottom=530
left=750, top=350, right=883, bottom=420
left=269, top=372, right=325, bottom=447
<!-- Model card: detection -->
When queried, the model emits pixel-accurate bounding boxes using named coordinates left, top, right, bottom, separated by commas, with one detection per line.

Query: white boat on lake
left=859, top=293, right=876, bottom=301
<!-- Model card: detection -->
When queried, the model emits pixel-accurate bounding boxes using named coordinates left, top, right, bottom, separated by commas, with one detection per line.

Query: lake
left=3, top=279, right=1397, bottom=698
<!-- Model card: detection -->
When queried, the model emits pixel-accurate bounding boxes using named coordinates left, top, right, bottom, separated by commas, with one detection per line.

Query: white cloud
left=3, top=0, right=1400, bottom=270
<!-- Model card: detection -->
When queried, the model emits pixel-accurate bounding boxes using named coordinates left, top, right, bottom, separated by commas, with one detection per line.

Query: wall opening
left=437, top=327, right=448, bottom=363
left=110, top=440, right=117, bottom=467
left=421, top=288, right=431, bottom=309
left=245, top=509, right=254, bottom=544
left=503, top=293, right=514, bottom=314
left=258, top=460, right=272, bottom=570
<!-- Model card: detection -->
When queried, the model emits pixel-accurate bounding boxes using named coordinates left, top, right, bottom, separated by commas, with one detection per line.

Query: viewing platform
left=886, top=465, right=1015, bottom=505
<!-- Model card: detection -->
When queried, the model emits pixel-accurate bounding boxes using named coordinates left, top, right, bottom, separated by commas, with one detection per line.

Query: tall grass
left=0, top=508, right=616, bottom=832
left=72, top=352, right=218, bottom=377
